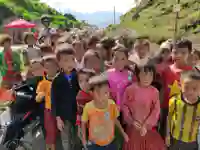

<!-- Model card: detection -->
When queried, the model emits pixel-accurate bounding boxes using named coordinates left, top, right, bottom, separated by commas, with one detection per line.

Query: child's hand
left=56, top=117, right=64, bottom=131
left=123, top=133, right=129, bottom=142
left=132, top=121, right=141, bottom=130
left=165, top=136, right=170, bottom=147
left=140, top=126, right=147, bottom=136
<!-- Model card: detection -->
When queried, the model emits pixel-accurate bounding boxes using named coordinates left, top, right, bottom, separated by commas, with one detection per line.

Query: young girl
left=107, top=47, right=132, bottom=109
left=122, top=64, right=165, bottom=150
left=128, top=38, right=150, bottom=66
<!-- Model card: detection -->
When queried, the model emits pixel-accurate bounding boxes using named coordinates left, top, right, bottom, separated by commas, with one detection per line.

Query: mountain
left=68, top=11, right=122, bottom=28
left=113, top=0, right=200, bottom=43
left=0, top=0, right=81, bottom=28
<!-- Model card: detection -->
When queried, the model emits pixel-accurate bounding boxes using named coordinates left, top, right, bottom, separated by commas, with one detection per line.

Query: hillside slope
left=117, top=0, right=200, bottom=43
left=0, top=0, right=81, bottom=28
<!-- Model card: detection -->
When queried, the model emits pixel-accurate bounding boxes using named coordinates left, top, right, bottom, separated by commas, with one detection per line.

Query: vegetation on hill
left=0, top=0, right=83, bottom=28
left=108, top=0, right=200, bottom=44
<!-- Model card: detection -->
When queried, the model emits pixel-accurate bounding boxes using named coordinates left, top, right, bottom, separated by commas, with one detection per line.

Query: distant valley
left=67, top=11, right=122, bottom=28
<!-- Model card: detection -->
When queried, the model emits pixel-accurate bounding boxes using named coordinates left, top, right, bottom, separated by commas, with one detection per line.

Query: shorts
left=87, top=141, right=117, bottom=150
left=44, top=109, right=57, bottom=144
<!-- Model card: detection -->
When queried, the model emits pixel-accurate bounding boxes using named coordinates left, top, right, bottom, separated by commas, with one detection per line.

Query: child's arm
left=115, top=119, right=129, bottom=142
left=81, top=122, right=87, bottom=146
left=166, top=97, right=175, bottom=146
left=81, top=104, right=89, bottom=147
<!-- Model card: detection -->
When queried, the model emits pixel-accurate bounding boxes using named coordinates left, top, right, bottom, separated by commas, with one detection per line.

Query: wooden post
left=173, top=0, right=181, bottom=44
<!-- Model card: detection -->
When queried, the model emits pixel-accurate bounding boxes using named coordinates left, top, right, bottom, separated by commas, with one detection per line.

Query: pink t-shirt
left=122, top=83, right=160, bottom=129
left=107, top=68, right=132, bottom=108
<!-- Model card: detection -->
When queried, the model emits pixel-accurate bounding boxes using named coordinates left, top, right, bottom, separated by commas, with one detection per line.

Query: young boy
left=159, top=39, right=193, bottom=138
left=81, top=74, right=129, bottom=150
left=76, top=69, right=95, bottom=138
left=36, top=55, right=59, bottom=150
left=51, top=44, right=80, bottom=150
left=167, top=70, right=200, bottom=150
left=0, top=34, right=23, bottom=88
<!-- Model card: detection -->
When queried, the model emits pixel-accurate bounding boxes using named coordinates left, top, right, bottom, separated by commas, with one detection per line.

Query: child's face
left=30, top=62, right=44, bottom=76
left=85, top=56, right=101, bottom=72
left=3, top=41, right=11, bottom=50
left=135, top=45, right=149, bottom=58
left=181, top=79, right=200, bottom=103
left=27, top=36, right=36, bottom=45
left=78, top=73, right=90, bottom=91
left=161, top=49, right=171, bottom=62
left=94, top=84, right=110, bottom=103
left=44, top=61, right=58, bottom=77
left=191, top=53, right=200, bottom=66
left=171, top=48, right=189, bottom=65
left=113, top=51, right=128, bottom=70
left=138, top=70, right=153, bottom=86
left=59, top=54, right=76, bottom=72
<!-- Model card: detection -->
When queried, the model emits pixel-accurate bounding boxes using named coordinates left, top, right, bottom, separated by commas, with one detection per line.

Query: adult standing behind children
left=51, top=44, right=80, bottom=150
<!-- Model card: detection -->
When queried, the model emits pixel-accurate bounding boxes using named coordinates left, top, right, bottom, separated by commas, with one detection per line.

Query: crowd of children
left=1, top=15, right=200, bottom=150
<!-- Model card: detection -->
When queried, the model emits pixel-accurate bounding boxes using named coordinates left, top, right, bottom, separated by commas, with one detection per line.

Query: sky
left=40, top=0, right=135, bottom=13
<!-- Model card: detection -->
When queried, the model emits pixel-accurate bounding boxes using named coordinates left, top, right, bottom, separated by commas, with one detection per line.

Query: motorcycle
left=0, top=81, right=45, bottom=150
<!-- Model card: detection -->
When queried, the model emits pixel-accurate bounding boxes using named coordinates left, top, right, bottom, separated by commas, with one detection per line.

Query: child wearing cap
left=81, top=74, right=129, bottom=150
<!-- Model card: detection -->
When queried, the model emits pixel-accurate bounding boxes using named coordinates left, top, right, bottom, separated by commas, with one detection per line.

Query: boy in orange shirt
left=81, top=74, right=129, bottom=150
left=36, top=55, right=58, bottom=150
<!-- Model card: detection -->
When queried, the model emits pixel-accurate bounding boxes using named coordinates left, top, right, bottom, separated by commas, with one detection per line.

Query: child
left=191, top=48, right=200, bottom=66
left=72, top=40, right=85, bottom=70
left=23, top=32, right=42, bottom=66
left=167, top=70, right=200, bottom=150
left=128, top=38, right=150, bottom=66
left=107, top=47, right=132, bottom=108
left=76, top=69, right=95, bottom=138
left=51, top=45, right=80, bottom=150
left=0, top=34, right=22, bottom=89
left=83, top=51, right=102, bottom=73
left=156, top=41, right=172, bottom=75
left=81, top=74, right=129, bottom=150
left=122, top=64, right=165, bottom=150
left=159, top=39, right=193, bottom=138
left=36, top=55, right=59, bottom=150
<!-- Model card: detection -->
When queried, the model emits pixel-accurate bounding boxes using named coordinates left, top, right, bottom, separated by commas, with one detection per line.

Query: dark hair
left=23, top=32, right=35, bottom=44
left=55, top=44, right=75, bottom=61
left=0, top=34, right=12, bottom=45
left=78, top=68, right=95, bottom=78
left=43, top=55, right=57, bottom=63
left=88, top=36, right=99, bottom=47
left=100, top=37, right=116, bottom=50
left=30, top=58, right=43, bottom=65
left=180, top=70, right=200, bottom=81
left=135, top=63, right=156, bottom=81
left=173, top=39, right=192, bottom=52
left=112, top=45, right=128, bottom=58
left=89, top=73, right=108, bottom=90
left=83, top=51, right=100, bottom=65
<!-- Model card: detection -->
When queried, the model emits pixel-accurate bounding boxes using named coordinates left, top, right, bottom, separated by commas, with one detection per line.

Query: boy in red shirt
left=159, top=39, right=193, bottom=138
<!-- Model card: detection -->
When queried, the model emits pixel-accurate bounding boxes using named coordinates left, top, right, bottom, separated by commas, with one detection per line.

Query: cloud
left=40, top=0, right=135, bottom=13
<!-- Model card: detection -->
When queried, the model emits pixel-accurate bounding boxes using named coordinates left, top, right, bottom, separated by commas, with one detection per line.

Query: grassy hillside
left=0, top=0, right=82, bottom=28
left=112, top=0, right=200, bottom=43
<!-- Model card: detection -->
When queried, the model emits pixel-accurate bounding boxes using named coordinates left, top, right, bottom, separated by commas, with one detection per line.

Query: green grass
left=109, top=0, right=200, bottom=43
left=0, top=0, right=81, bottom=28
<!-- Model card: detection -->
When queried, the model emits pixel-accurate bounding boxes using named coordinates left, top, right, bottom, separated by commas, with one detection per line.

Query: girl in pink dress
left=107, top=47, right=133, bottom=109
left=122, top=64, right=165, bottom=150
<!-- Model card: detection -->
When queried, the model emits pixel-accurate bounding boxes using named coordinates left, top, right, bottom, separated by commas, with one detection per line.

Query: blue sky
left=40, top=0, right=135, bottom=13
